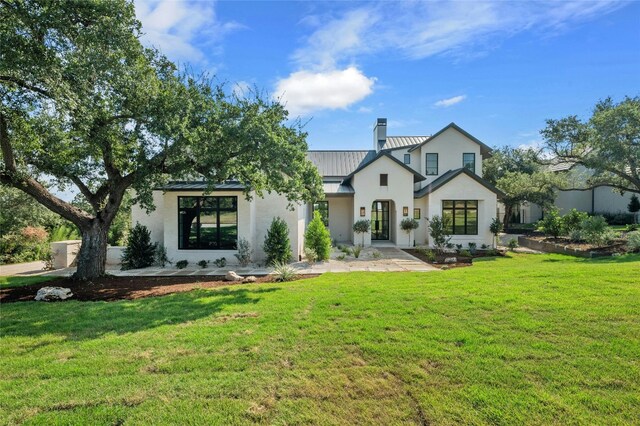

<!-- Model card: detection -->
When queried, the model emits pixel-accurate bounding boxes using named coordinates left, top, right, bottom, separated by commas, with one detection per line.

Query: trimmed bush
left=353, top=220, right=371, bottom=246
left=305, top=211, right=331, bottom=261
left=581, top=216, right=614, bottom=246
left=263, top=217, right=291, bottom=265
left=121, top=223, right=155, bottom=270
left=400, top=218, right=419, bottom=246
left=562, top=209, right=589, bottom=233
left=538, top=209, right=562, bottom=238
left=626, top=231, right=640, bottom=252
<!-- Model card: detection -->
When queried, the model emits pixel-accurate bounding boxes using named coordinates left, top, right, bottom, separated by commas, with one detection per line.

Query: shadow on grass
left=1, top=286, right=280, bottom=341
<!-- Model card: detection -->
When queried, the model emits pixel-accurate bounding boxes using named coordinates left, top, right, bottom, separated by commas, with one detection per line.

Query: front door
left=371, top=201, right=390, bottom=240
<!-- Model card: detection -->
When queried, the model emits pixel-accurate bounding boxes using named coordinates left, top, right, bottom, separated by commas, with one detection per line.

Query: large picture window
left=442, top=200, right=478, bottom=235
left=178, top=196, right=238, bottom=250
left=463, top=153, right=476, bottom=173
left=426, top=153, right=438, bottom=175
left=313, top=201, right=329, bottom=227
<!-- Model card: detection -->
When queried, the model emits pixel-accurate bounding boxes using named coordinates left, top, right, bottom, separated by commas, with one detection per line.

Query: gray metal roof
left=382, top=136, right=427, bottom=150
left=548, top=161, right=575, bottom=172
left=323, top=182, right=355, bottom=194
left=307, top=150, right=376, bottom=177
left=159, top=181, right=245, bottom=191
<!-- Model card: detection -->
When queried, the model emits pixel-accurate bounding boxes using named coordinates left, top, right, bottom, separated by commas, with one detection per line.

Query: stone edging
left=517, top=236, right=611, bottom=258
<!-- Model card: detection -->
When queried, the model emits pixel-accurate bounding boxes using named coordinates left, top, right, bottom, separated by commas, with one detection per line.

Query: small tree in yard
left=353, top=220, right=371, bottom=246
left=538, top=209, right=563, bottom=238
left=428, top=215, right=451, bottom=253
left=489, top=217, right=503, bottom=248
left=121, top=223, right=155, bottom=270
left=400, top=218, right=419, bottom=246
left=305, top=211, right=332, bottom=261
left=629, top=194, right=640, bottom=224
left=263, top=217, right=292, bottom=266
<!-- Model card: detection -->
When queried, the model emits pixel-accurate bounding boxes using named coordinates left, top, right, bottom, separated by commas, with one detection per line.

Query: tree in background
left=263, top=217, right=292, bottom=266
left=399, top=218, right=419, bottom=247
left=628, top=194, right=640, bottom=224
left=0, top=0, right=322, bottom=279
left=305, top=211, right=331, bottom=261
left=541, top=96, right=640, bottom=194
left=483, top=147, right=561, bottom=228
left=120, top=223, right=155, bottom=270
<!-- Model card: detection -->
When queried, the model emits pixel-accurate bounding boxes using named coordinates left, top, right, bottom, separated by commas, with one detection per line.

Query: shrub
left=305, top=211, right=331, bottom=261
left=121, top=223, right=156, bottom=270
left=562, top=209, right=589, bottom=233
left=49, top=224, right=80, bottom=242
left=263, top=217, right=291, bottom=265
left=538, top=209, right=563, bottom=238
left=628, top=194, right=640, bottom=223
left=581, top=216, right=613, bottom=246
left=197, top=259, right=209, bottom=268
left=213, top=257, right=227, bottom=268
left=468, top=242, right=477, bottom=255
left=429, top=215, right=452, bottom=253
left=459, top=249, right=471, bottom=257
left=568, top=229, right=583, bottom=243
left=507, top=238, right=518, bottom=251
left=489, top=217, right=503, bottom=248
left=154, top=244, right=171, bottom=267
left=304, top=246, right=317, bottom=263
left=176, top=260, right=188, bottom=269
left=0, top=226, right=51, bottom=264
left=336, top=254, right=346, bottom=261
left=425, top=249, right=436, bottom=262
left=340, top=246, right=352, bottom=255
left=597, top=212, right=635, bottom=225
left=352, top=244, right=362, bottom=258
left=371, top=250, right=382, bottom=259
left=399, top=218, right=419, bottom=246
left=481, top=243, right=489, bottom=250
left=234, top=237, right=252, bottom=267
left=353, top=219, right=371, bottom=246
left=272, top=261, right=296, bottom=282
left=626, top=231, right=640, bottom=252
left=627, top=223, right=639, bottom=232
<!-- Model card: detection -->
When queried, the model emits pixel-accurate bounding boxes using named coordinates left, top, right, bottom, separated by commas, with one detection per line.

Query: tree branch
left=0, top=75, right=51, bottom=98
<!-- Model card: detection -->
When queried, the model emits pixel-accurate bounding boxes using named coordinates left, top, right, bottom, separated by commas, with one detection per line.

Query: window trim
left=425, top=153, right=438, bottom=175
left=177, top=196, right=238, bottom=250
left=463, top=153, right=476, bottom=173
left=312, top=200, right=329, bottom=227
left=380, top=173, right=388, bottom=186
left=404, top=153, right=411, bottom=164
left=442, top=200, right=478, bottom=235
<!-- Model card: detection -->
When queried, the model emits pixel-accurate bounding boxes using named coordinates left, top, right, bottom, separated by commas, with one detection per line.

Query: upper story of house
left=307, top=119, right=493, bottom=195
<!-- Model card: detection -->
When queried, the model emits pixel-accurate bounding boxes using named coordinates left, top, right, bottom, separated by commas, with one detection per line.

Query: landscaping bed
left=404, top=249, right=504, bottom=269
left=518, top=235, right=628, bottom=258
left=0, top=274, right=315, bottom=303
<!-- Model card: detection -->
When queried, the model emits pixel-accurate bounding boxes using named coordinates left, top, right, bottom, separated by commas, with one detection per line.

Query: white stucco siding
left=418, top=127, right=482, bottom=187
left=350, top=155, right=416, bottom=247
left=425, top=174, right=497, bottom=247
left=594, top=187, right=636, bottom=214
left=554, top=190, right=592, bottom=214
left=131, top=190, right=164, bottom=246
left=326, top=196, right=353, bottom=243
left=252, top=192, right=305, bottom=263
left=413, top=197, right=429, bottom=246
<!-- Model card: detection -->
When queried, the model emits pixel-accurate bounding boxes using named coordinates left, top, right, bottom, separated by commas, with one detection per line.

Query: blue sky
left=134, top=0, right=640, bottom=151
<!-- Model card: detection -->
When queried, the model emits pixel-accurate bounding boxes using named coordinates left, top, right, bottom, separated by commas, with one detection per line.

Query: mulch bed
left=404, top=249, right=504, bottom=269
left=0, top=274, right=317, bottom=303
left=526, top=235, right=628, bottom=254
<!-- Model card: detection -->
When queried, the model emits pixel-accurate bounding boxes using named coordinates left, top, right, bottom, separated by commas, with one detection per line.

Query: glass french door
left=371, top=201, right=390, bottom=240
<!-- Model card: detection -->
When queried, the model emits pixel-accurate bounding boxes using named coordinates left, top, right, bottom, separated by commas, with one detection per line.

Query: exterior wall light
left=403, top=206, right=409, bottom=216
left=360, top=207, right=366, bottom=217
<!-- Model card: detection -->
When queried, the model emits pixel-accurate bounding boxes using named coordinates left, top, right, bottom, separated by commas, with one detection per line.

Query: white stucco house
left=132, top=119, right=503, bottom=264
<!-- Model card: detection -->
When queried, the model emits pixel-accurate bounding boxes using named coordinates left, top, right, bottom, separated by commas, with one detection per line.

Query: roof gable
left=408, top=122, right=492, bottom=157
left=414, top=168, right=504, bottom=198
left=344, top=151, right=426, bottom=183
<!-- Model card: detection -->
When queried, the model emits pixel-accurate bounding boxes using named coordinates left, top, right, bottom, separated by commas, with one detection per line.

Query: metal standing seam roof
left=382, top=136, right=428, bottom=149
left=306, top=150, right=376, bottom=177
left=322, top=182, right=355, bottom=194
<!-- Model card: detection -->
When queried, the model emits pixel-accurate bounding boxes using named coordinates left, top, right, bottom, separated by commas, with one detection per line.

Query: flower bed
left=404, top=248, right=505, bottom=269
left=518, top=235, right=627, bottom=258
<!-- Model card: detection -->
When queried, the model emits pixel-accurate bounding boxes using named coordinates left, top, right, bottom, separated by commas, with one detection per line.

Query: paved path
left=1, top=247, right=438, bottom=277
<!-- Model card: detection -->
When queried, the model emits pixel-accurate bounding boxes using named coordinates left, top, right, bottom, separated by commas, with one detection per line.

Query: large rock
left=444, top=257, right=458, bottom=264
left=225, top=271, right=244, bottom=282
left=243, top=276, right=257, bottom=283
left=35, top=287, right=73, bottom=301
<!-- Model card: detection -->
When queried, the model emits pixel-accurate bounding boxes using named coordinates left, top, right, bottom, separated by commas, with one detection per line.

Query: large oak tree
left=0, top=0, right=323, bottom=279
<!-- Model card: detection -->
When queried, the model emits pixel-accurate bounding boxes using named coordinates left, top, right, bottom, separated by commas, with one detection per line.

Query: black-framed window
left=178, top=196, right=238, bottom=250
left=463, top=153, right=475, bottom=173
left=380, top=174, right=388, bottom=186
left=313, top=201, right=329, bottom=227
left=426, top=153, right=438, bottom=175
left=404, top=153, right=411, bottom=164
left=414, top=208, right=421, bottom=219
left=442, top=200, right=478, bottom=235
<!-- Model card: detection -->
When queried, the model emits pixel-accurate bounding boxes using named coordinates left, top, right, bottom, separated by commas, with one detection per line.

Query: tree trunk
left=503, top=205, right=513, bottom=230
left=74, top=221, right=109, bottom=280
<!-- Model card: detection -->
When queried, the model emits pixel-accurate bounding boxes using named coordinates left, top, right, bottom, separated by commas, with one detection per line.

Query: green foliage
left=371, top=250, right=382, bottom=259
left=627, top=223, right=639, bottom=232
left=263, top=217, right=291, bottom=266
left=489, top=217, right=503, bottom=236
left=213, top=258, right=227, bottom=268
left=561, top=209, right=589, bottom=233
left=197, top=260, right=209, bottom=269
left=352, top=245, right=363, bottom=258
left=459, top=249, right=472, bottom=257
left=304, top=247, right=317, bottom=263
left=0, top=226, right=51, bottom=264
left=581, top=216, right=615, bottom=246
left=399, top=218, right=419, bottom=246
left=154, top=244, right=171, bottom=267
left=538, top=209, right=563, bottom=238
left=352, top=219, right=371, bottom=245
left=120, top=224, right=155, bottom=270
left=541, top=96, right=640, bottom=193
left=340, top=246, right=352, bottom=255
left=234, top=238, right=252, bottom=267
left=304, top=211, right=332, bottom=261
left=428, top=215, right=452, bottom=253
left=272, top=261, right=296, bottom=282
left=626, top=231, right=640, bottom=252
left=507, top=238, right=519, bottom=251
left=568, top=229, right=584, bottom=243
left=597, top=212, right=635, bottom=225
left=336, top=254, right=346, bottom=261
left=496, top=171, right=562, bottom=226
left=49, top=224, right=80, bottom=242
left=467, top=242, right=477, bottom=255
left=0, top=187, right=64, bottom=237
left=629, top=194, right=640, bottom=223
left=483, top=146, right=540, bottom=186
left=175, top=260, right=188, bottom=269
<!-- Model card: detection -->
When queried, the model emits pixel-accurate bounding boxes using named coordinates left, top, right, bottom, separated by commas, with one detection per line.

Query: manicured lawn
left=1, top=253, right=639, bottom=425
left=0, top=275, right=55, bottom=289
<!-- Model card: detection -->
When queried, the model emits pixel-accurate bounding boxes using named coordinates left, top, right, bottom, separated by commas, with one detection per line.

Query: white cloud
left=434, top=95, right=467, bottom=108
left=134, top=0, right=244, bottom=63
left=274, top=67, right=375, bottom=116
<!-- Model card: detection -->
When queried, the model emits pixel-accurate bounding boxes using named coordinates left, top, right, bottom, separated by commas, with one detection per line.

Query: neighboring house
left=132, top=119, right=503, bottom=263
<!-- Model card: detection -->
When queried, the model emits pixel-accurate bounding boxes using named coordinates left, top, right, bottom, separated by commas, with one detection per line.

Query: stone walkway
left=0, top=247, right=438, bottom=277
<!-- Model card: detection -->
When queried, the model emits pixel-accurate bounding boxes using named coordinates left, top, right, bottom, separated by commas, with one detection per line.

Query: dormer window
left=463, top=153, right=475, bottom=173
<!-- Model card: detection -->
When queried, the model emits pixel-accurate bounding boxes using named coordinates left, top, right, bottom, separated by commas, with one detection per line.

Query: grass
left=1, top=253, right=639, bottom=425
left=0, top=275, right=55, bottom=289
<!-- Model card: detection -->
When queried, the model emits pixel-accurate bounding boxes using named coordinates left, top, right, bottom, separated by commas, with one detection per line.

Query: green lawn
left=1, top=254, right=639, bottom=425
left=0, top=275, right=55, bottom=289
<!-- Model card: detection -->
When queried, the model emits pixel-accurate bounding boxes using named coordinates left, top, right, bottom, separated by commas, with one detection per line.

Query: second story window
left=463, top=153, right=476, bottom=173
left=425, top=153, right=438, bottom=175
left=404, top=153, right=411, bottom=164
left=380, top=174, right=388, bottom=186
